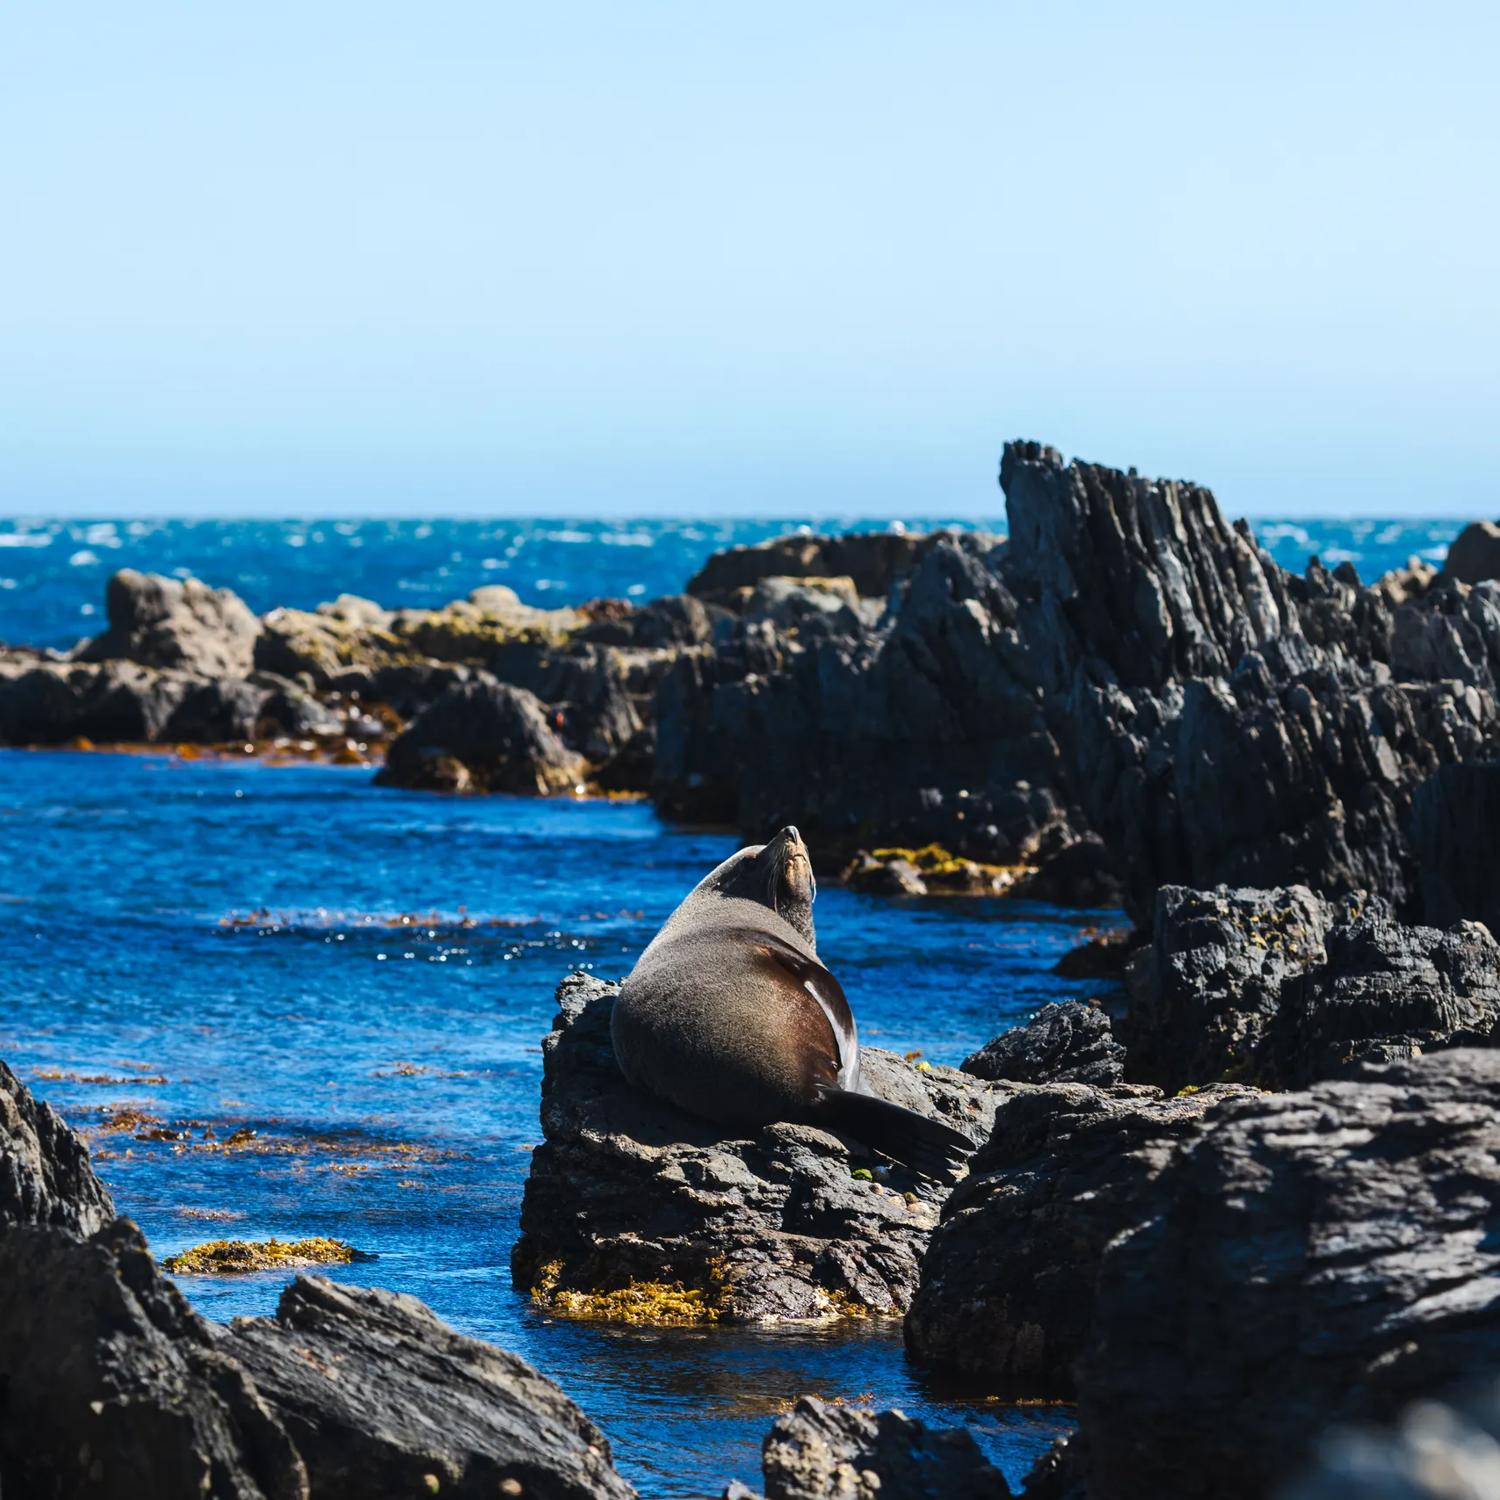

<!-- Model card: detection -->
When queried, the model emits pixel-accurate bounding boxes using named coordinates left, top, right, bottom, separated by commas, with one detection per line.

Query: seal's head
left=707, top=825, right=817, bottom=948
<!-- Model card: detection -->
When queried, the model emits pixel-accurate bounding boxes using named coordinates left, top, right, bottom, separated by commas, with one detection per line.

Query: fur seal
left=611, top=826, right=973, bottom=1176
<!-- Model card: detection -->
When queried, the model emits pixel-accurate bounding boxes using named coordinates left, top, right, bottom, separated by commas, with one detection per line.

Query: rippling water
left=0, top=512, right=1462, bottom=1494
left=0, top=513, right=1467, bottom=651
left=0, top=750, right=1102, bottom=1494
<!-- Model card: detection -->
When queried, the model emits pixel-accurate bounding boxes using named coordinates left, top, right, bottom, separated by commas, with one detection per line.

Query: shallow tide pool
left=0, top=748, right=1114, bottom=1495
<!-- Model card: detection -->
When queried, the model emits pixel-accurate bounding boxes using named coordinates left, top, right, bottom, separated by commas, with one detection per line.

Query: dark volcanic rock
left=226, top=1276, right=634, bottom=1500
left=377, top=675, right=586, bottom=793
left=686, top=531, right=987, bottom=602
left=77, top=568, right=262, bottom=678
left=1440, top=520, right=1500, bottom=584
left=748, top=1396, right=1012, bottom=1500
left=1, top=1058, right=115, bottom=1235
left=0, top=1218, right=308, bottom=1500
left=1, top=1063, right=637, bottom=1499
left=1412, top=759, right=1500, bottom=934
left=1123, top=883, right=1341, bottom=1089
left=654, top=533, right=1082, bottom=870
left=999, top=441, right=1500, bottom=920
left=1266, top=911, right=1500, bottom=1086
left=1074, top=1050, right=1500, bottom=1500
left=1124, top=884, right=1500, bottom=1091
left=904, top=1079, right=1250, bottom=1389
left=513, top=973, right=1000, bottom=1322
left=961, top=1002, right=1125, bottom=1086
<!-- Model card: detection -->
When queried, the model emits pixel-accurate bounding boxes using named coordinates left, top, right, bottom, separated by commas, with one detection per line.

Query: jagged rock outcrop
left=654, top=534, right=1085, bottom=872
left=0, top=1059, right=115, bottom=1236
left=1123, top=884, right=1500, bottom=1091
left=0, top=1062, right=637, bottom=1499
left=513, top=973, right=1000, bottom=1322
left=903, top=1080, right=1249, bottom=1388
left=77, top=569, right=262, bottom=678
left=1440, top=520, right=1500, bottom=584
left=225, top=1277, right=634, bottom=1500
left=998, top=442, right=1500, bottom=920
left=1072, top=1050, right=1500, bottom=1500
left=1412, top=760, right=1500, bottom=935
left=961, top=1002, right=1125, bottom=1086
left=733, top=1396, right=1012, bottom=1500
left=377, top=675, right=586, bottom=794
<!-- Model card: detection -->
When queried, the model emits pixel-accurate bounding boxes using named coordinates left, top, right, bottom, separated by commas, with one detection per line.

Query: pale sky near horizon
left=2, top=3, right=1496, bottom=519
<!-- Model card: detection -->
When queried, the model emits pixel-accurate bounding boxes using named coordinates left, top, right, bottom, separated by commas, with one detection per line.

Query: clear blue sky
left=2, top=2, right=1496, bottom=518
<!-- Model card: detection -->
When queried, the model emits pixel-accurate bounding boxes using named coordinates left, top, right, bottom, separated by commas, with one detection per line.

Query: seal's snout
left=780, top=824, right=801, bottom=845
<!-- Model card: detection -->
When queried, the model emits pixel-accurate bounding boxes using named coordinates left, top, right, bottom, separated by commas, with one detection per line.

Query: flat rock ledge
left=512, top=973, right=1002, bottom=1323
left=0, top=1058, right=636, bottom=1500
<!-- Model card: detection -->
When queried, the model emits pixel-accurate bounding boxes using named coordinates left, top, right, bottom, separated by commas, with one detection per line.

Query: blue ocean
left=0, top=514, right=1467, bottom=1496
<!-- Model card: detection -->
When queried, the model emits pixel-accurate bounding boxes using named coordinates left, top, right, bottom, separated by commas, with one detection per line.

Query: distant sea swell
left=0, top=514, right=1467, bottom=652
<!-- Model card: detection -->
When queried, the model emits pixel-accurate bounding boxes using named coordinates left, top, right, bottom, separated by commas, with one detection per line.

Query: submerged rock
left=740, top=1396, right=1012, bottom=1500
left=961, top=1002, right=1125, bottom=1087
left=904, top=1079, right=1248, bottom=1389
left=513, top=973, right=999, bottom=1323
left=1073, top=1050, right=1500, bottom=1500
left=163, top=1236, right=365, bottom=1274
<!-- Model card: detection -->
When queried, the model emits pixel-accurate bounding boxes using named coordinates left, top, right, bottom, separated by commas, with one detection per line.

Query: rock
left=255, top=597, right=403, bottom=683
left=1441, top=520, right=1500, bottom=584
left=1011, top=837, right=1124, bottom=908
left=0, top=657, right=193, bottom=745
left=1265, top=911, right=1500, bottom=1088
left=0, top=1060, right=638, bottom=1499
left=653, top=534, right=1081, bottom=869
left=225, top=1276, right=635, bottom=1500
left=512, top=973, right=1000, bottom=1323
left=1000, top=441, right=1500, bottom=921
left=1124, top=884, right=1500, bottom=1091
left=0, top=1058, right=115, bottom=1235
left=841, top=851, right=930, bottom=896
left=1051, top=930, right=1134, bottom=981
left=376, top=675, right=587, bottom=794
left=1412, top=760, right=1500, bottom=934
left=840, top=845, right=1027, bottom=897
left=749, top=1396, right=1012, bottom=1499
left=903, top=1079, right=1249, bottom=1389
left=0, top=1218, right=309, bottom=1500
left=961, top=1002, right=1125, bottom=1086
left=1372, top=557, right=1439, bottom=607
left=1279, top=1380, right=1500, bottom=1499
left=1072, top=1050, right=1500, bottom=1500
left=391, top=588, right=583, bottom=661
left=687, top=532, right=990, bottom=602
left=77, top=569, right=261, bottom=678
left=1123, top=884, right=1341, bottom=1090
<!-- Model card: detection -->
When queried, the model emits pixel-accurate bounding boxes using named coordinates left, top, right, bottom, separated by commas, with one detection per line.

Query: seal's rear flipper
left=814, top=1087, right=975, bottom=1179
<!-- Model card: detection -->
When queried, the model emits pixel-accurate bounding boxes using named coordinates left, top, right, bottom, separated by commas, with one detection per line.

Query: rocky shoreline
left=7, top=441, right=1500, bottom=1497
left=8, top=443, right=1500, bottom=922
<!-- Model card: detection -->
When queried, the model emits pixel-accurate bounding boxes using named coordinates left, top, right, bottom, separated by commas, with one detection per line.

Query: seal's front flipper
left=813, top=1087, right=975, bottom=1179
